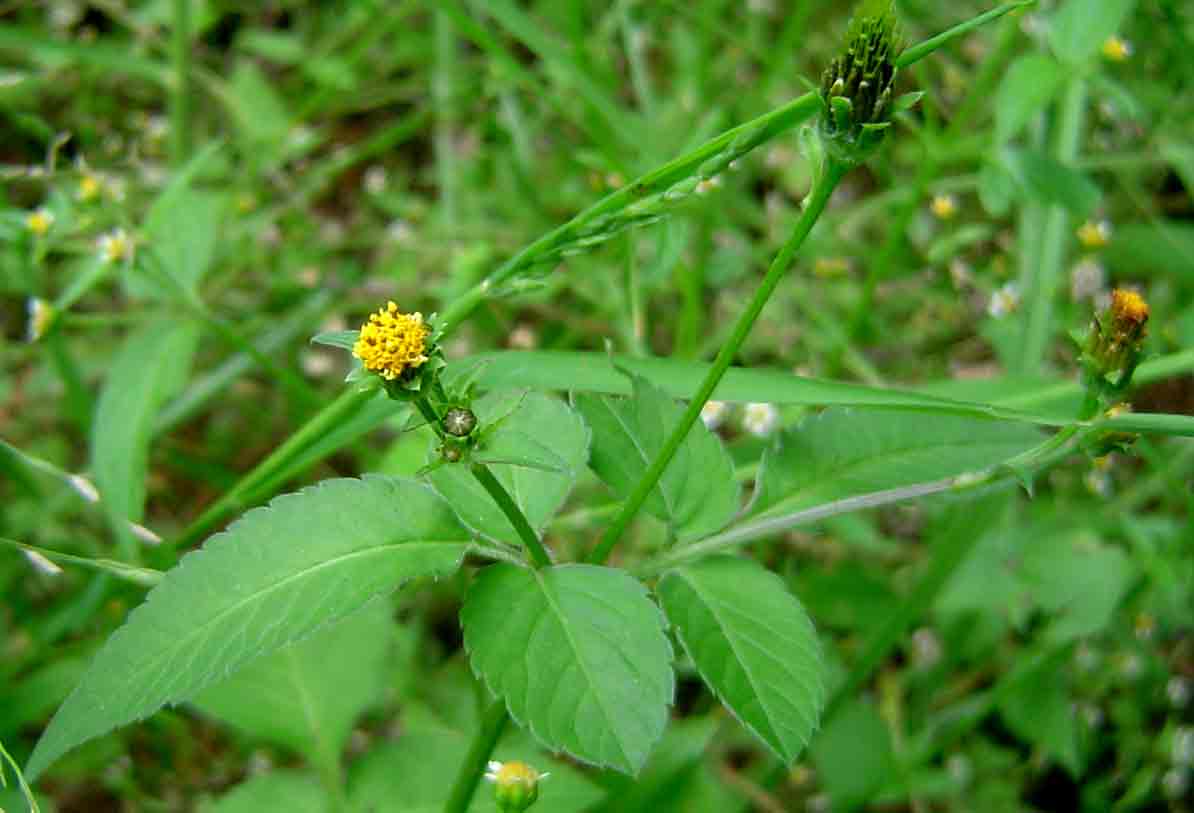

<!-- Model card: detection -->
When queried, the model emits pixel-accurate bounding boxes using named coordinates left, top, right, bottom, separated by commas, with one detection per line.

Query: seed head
left=352, top=302, right=430, bottom=382
left=819, top=0, right=903, bottom=164
left=443, top=407, right=478, bottom=438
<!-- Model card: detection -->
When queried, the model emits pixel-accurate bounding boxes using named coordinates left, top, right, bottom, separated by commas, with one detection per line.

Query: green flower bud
left=443, top=407, right=478, bottom=438
left=819, top=0, right=903, bottom=166
left=486, top=761, right=547, bottom=812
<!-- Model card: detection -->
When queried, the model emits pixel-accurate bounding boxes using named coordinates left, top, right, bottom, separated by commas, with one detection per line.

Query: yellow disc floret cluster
left=352, top=302, right=430, bottom=380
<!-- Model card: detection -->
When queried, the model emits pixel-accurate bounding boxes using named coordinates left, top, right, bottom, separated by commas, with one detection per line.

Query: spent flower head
left=819, top=0, right=904, bottom=165
left=485, top=761, right=547, bottom=812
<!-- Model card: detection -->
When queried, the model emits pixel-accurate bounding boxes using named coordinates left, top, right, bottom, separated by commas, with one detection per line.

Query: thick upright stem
left=587, top=159, right=848, bottom=565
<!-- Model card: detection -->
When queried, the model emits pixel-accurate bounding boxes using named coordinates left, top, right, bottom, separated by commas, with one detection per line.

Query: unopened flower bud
left=1081, top=288, right=1149, bottom=396
left=485, top=761, right=547, bottom=812
left=443, top=407, right=477, bottom=438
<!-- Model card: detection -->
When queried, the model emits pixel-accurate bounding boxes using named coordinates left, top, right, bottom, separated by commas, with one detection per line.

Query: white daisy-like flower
left=364, top=165, right=388, bottom=194
left=742, top=402, right=779, bottom=437
left=98, top=228, right=133, bottom=265
left=700, top=400, right=729, bottom=430
left=1166, top=677, right=1190, bottom=709
left=987, top=282, right=1020, bottom=318
left=25, top=207, right=54, bottom=236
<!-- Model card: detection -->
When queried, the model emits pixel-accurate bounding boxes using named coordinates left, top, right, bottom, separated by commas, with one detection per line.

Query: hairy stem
left=470, top=463, right=552, bottom=568
left=588, top=158, right=848, bottom=565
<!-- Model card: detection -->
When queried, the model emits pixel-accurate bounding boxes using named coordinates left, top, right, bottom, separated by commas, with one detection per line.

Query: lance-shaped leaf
left=462, top=563, right=674, bottom=775
left=749, top=408, right=1043, bottom=518
left=26, top=476, right=471, bottom=779
left=428, top=391, right=588, bottom=546
left=573, top=372, right=738, bottom=541
left=658, top=556, right=824, bottom=763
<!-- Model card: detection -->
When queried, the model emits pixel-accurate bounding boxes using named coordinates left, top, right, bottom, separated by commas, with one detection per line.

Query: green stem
left=443, top=700, right=509, bottom=813
left=173, top=387, right=377, bottom=547
left=169, top=0, right=192, bottom=166
left=414, top=396, right=446, bottom=439
left=438, top=92, right=824, bottom=330
left=587, top=159, right=848, bottom=565
left=470, top=463, right=552, bottom=568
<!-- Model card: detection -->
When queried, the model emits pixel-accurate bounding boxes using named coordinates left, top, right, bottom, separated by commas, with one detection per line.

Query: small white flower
left=930, top=193, right=958, bottom=220
left=25, top=207, right=54, bottom=236
left=1173, top=727, right=1194, bottom=766
left=24, top=549, right=62, bottom=576
left=1119, top=652, right=1143, bottom=680
left=98, top=228, right=133, bottom=265
left=912, top=627, right=942, bottom=668
left=987, top=282, right=1020, bottom=318
left=385, top=219, right=413, bottom=244
left=946, top=754, right=972, bottom=786
left=26, top=297, right=55, bottom=342
left=1070, top=258, right=1106, bottom=302
left=700, top=401, right=729, bottom=430
left=363, top=165, right=388, bottom=194
left=742, top=402, right=779, bottom=437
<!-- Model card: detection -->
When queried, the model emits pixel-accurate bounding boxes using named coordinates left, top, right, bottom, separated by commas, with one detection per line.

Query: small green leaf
left=1104, top=221, right=1194, bottom=280
left=462, top=563, right=674, bottom=775
left=310, top=330, right=359, bottom=351
left=1000, top=148, right=1100, bottom=215
left=658, top=557, right=825, bottom=762
left=995, top=55, right=1065, bottom=144
left=192, top=600, right=394, bottom=762
left=997, top=649, right=1081, bottom=774
left=91, top=319, right=199, bottom=547
left=809, top=699, right=898, bottom=810
left=749, top=408, right=1042, bottom=518
left=427, top=391, right=588, bottom=546
left=573, top=372, right=738, bottom=541
left=1050, top=0, right=1135, bottom=64
left=26, top=476, right=471, bottom=780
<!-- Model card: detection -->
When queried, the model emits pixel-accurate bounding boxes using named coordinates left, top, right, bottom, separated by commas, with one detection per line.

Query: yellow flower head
left=25, top=207, right=54, bottom=236
left=1101, top=36, right=1132, bottom=62
left=98, top=228, right=133, bottom=264
left=930, top=194, right=957, bottom=220
left=1110, top=288, right=1149, bottom=337
left=77, top=172, right=103, bottom=202
left=1077, top=219, right=1112, bottom=249
left=352, top=302, right=430, bottom=380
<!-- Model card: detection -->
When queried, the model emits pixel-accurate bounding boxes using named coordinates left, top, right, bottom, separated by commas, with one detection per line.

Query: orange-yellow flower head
left=1110, top=288, right=1149, bottom=335
left=352, top=302, right=430, bottom=381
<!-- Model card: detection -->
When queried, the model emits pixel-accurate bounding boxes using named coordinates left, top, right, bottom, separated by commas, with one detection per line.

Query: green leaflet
left=90, top=318, right=199, bottom=550
left=427, top=391, right=589, bottom=546
left=749, top=408, right=1043, bottom=518
left=462, top=563, right=674, bottom=775
left=658, top=557, right=824, bottom=763
left=1050, top=0, right=1135, bottom=64
left=199, top=771, right=327, bottom=813
left=26, top=476, right=471, bottom=780
left=573, top=373, right=738, bottom=542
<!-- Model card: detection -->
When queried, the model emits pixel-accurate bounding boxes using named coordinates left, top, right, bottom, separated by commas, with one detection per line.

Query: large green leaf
left=749, top=408, right=1042, bottom=518
left=462, top=563, right=674, bottom=774
left=573, top=373, right=738, bottom=541
left=1000, top=148, right=1100, bottom=216
left=91, top=318, right=199, bottom=545
left=26, top=476, right=471, bottom=780
left=427, top=391, right=588, bottom=547
left=192, top=599, right=394, bottom=763
left=658, top=557, right=824, bottom=763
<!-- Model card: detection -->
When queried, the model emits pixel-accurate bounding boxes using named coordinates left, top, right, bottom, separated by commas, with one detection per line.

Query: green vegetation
left=2, top=1, right=1192, bottom=811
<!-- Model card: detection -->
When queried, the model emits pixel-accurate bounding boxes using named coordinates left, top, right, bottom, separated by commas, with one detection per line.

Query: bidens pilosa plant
left=11, top=1, right=1193, bottom=811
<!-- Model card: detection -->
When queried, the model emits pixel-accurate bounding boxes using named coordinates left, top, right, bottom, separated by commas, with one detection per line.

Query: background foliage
left=1, top=0, right=1192, bottom=810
